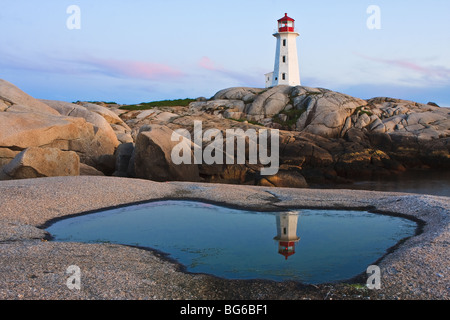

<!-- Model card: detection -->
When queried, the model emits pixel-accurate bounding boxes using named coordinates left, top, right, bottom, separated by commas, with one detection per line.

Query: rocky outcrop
left=42, top=100, right=120, bottom=154
left=1, top=79, right=448, bottom=187
left=197, top=86, right=449, bottom=141
left=0, top=80, right=126, bottom=179
left=77, top=102, right=133, bottom=144
left=0, top=111, right=93, bottom=152
left=294, top=87, right=367, bottom=138
left=0, top=79, right=59, bottom=115
left=0, top=147, right=79, bottom=180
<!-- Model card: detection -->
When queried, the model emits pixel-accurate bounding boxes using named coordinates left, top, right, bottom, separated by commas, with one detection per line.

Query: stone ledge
left=0, top=176, right=448, bottom=300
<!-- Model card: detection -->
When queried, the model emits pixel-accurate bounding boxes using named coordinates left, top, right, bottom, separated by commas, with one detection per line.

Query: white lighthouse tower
left=265, top=13, right=301, bottom=88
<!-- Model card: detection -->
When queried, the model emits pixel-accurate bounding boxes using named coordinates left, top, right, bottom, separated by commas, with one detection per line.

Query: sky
left=1, top=0, right=450, bottom=106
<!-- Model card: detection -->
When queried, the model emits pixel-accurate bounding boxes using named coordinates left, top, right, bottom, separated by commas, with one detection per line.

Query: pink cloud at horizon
left=355, top=53, right=450, bottom=82
left=199, top=56, right=221, bottom=71
left=198, top=56, right=262, bottom=86
left=87, top=58, right=185, bottom=80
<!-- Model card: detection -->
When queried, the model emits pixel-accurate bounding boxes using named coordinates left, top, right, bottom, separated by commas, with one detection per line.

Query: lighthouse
left=274, top=212, right=301, bottom=260
left=265, top=13, right=301, bottom=88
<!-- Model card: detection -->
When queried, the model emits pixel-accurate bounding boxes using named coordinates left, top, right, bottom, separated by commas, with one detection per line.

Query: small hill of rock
left=0, top=79, right=448, bottom=188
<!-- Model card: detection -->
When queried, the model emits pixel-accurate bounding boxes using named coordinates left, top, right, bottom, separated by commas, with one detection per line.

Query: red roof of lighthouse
left=278, top=241, right=296, bottom=260
left=278, top=13, right=295, bottom=22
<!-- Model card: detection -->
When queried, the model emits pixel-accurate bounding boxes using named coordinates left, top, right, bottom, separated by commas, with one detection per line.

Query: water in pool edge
left=46, top=200, right=418, bottom=284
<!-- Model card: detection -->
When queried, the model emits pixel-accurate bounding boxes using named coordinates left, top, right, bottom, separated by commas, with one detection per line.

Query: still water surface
left=323, top=169, right=450, bottom=197
left=47, top=201, right=418, bottom=284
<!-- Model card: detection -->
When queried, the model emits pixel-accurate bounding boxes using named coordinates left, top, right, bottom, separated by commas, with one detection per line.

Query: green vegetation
left=305, top=91, right=322, bottom=96
left=346, top=283, right=368, bottom=291
left=272, top=108, right=306, bottom=129
left=73, top=101, right=118, bottom=105
left=120, top=98, right=196, bottom=110
left=229, top=118, right=263, bottom=126
left=355, top=106, right=373, bottom=117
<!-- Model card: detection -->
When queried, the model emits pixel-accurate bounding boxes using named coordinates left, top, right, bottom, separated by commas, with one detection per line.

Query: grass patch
left=272, top=108, right=306, bottom=129
left=73, top=101, right=118, bottom=105
left=347, top=283, right=368, bottom=291
left=120, top=98, right=196, bottom=110
left=229, top=118, right=263, bottom=126
left=305, top=91, right=322, bottom=96
left=354, top=106, right=373, bottom=117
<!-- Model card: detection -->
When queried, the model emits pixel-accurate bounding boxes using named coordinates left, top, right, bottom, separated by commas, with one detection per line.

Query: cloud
left=198, top=56, right=262, bottom=86
left=199, top=56, right=217, bottom=71
left=355, top=53, right=450, bottom=85
left=84, top=58, right=185, bottom=80
left=0, top=50, right=184, bottom=81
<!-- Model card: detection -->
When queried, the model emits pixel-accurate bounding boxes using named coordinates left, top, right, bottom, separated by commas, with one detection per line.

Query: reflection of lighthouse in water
left=274, top=212, right=300, bottom=260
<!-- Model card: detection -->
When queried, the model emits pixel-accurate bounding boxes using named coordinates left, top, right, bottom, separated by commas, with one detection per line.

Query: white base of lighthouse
left=266, top=32, right=301, bottom=88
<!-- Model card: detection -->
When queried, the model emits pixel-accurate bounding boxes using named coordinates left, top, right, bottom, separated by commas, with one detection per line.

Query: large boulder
left=0, top=111, right=92, bottom=150
left=80, top=102, right=129, bottom=127
left=258, top=166, right=308, bottom=188
left=41, top=100, right=120, bottom=155
left=0, top=111, right=113, bottom=167
left=133, top=125, right=200, bottom=182
left=0, top=147, right=80, bottom=180
left=78, top=102, right=133, bottom=143
left=365, top=97, right=450, bottom=139
left=0, top=148, right=20, bottom=169
left=113, top=142, right=134, bottom=177
left=213, top=87, right=266, bottom=102
left=0, top=79, right=60, bottom=115
left=295, top=89, right=367, bottom=138
left=244, top=85, right=293, bottom=119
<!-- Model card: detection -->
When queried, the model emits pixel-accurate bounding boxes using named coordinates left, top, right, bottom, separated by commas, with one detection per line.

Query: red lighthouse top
left=278, top=241, right=296, bottom=260
left=278, top=13, right=295, bottom=32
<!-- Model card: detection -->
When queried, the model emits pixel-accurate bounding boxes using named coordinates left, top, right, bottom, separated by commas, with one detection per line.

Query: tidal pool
left=46, top=200, right=418, bottom=284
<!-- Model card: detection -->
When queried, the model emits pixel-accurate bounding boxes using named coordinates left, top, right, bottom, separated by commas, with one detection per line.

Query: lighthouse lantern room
left=278, top=13, right=295, bottom=32
left=265, top=13, right=301, bottom=88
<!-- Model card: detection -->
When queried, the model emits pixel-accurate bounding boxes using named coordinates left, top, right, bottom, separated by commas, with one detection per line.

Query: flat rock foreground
left=0, top=176, right=448, bottom=300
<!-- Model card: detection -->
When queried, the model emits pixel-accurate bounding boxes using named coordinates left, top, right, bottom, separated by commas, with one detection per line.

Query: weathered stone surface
left=258, top=167, right=307, bottom=188
left=113, top=142, right=134, bottom=177
left=0, top=148, right=20, bottom=169
left=189, top=100, right=245, bottom=113
left=296, top=91, right=366, bottom=138
left=0, top=147, right=79, bottom=180
left=80, top=163, right=105, bottom=176
left=213, top=87, right=265, bottom=100
left=245, top=85, right=292, bottom=119
left=2, top=79, right=449, bottom=186
left=42, top=100, right=120, bottom=155
left=133, top=125, right=200, bottom=182
left=0, top=111, right=110, bottom=167
left=80, top=102, right=130, bottom=128
left=0, top=112, right=91, bottom=150
left=0, top=79, right=59, bottom=115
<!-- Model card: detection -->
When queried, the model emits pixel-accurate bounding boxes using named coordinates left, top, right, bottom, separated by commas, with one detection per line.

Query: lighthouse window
left=283, top=39, right=286, bottom=46
left=282, top=73, right=286, bottom=80
left=282, top=56, right=286, bottom=63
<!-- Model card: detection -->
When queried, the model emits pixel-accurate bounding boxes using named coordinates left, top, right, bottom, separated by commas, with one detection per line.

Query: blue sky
left=1, top=0, right=449, bottom=106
